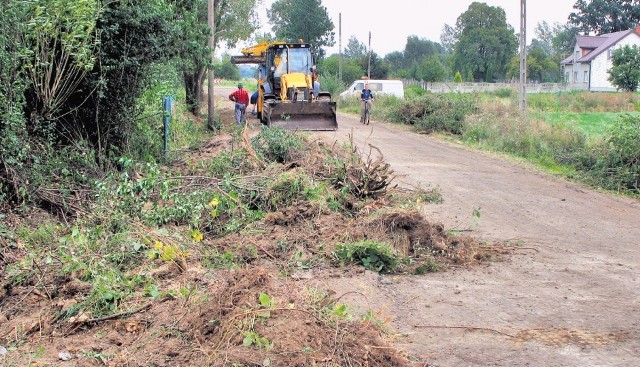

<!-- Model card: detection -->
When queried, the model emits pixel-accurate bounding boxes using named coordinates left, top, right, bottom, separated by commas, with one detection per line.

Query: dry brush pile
left=0, top=110, right=511, bottom=366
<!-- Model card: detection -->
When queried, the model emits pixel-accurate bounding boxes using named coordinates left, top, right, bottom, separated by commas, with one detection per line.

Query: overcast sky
left=243, top=0, right=578, bottom=57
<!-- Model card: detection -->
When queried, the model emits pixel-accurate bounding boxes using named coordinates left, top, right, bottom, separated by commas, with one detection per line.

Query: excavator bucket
left=263, top=100, right=338, bottom=131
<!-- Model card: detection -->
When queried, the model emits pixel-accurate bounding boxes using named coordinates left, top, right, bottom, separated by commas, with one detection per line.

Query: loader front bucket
left=263, top=100, right=338, bottom=131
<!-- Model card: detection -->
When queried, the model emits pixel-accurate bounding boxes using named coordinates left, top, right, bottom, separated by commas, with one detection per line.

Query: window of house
left=575, top=50, right=580, bottom=60
left=574, top=71, right=578, bottom=82
left=608, top=49, right=613, bottom=60
left=584, top=71, right=589, bottom=83
left=565, top=72, right=569, bottom=82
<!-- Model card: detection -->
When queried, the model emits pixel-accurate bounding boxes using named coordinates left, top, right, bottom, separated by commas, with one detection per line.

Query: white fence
left=404, top=80, right=589, bottom=93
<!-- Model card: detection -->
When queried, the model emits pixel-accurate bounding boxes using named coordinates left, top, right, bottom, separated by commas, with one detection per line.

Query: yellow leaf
left=192, top=231, right=203, bottom=243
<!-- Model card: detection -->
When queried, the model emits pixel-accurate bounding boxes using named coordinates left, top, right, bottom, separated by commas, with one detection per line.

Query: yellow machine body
left=231, top=41, right=337, bottom=131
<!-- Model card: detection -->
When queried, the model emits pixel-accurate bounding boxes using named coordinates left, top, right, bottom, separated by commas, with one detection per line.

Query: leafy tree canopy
left=268, top=0, right=335, bottom=48
left=404, top=35, right=442, bottom=65
left=384, top=51, right=404, bottom=68
left=569, top=0, right=640, bottom=35
left=550, top=23, right=580, bottom=58
left=451, top=2, right=518, bottom=82
left=318, top=55, right=363, bottom=85
left=608, top=44, right=640, bottom=92
left=175, top=0, right=260, bottom=115
left=440, top=24, right=457, bottom=54
left=417, top=55, right=448, bottom=82
left=343, top=36, right=367, bottom=59
left=362, top=52, right=389, bottom=79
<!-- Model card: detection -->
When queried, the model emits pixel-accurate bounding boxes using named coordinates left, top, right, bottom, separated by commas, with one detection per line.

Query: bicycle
left=361, top=99, right=373, bottom=125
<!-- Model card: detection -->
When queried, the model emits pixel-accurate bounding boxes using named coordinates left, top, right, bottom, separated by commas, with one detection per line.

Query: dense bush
left=571, top=114, right=640, bottom=193
left=404, top=85, right=427, bottom=100
left=251, top=126, right=303, bottom=163
left=393, top=94, right=478, bottom=134
left=318, top=72, right=346, bottom=98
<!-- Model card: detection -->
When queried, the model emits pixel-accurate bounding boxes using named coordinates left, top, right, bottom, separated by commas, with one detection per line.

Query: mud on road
left=313, top=111, right=640, bottom=366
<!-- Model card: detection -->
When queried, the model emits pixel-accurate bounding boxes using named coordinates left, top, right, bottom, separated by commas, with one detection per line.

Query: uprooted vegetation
left=0, top=108, right=513, bottom=366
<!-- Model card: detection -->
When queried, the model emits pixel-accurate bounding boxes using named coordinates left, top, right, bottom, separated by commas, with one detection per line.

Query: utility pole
left=367, top=31, right=371, bottom=79
left=519, top=0, right=527, bottom=112
left=338, top=13, right=342, bottom=81
left=207, top=0, right=216, bottom=130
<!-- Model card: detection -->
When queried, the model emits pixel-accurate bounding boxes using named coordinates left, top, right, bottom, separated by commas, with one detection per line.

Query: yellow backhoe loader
left=231, top=41, right=338, bottom=130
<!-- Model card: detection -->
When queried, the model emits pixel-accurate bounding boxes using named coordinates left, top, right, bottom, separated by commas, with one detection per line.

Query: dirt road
left=312, top=112, right=640, bottom=366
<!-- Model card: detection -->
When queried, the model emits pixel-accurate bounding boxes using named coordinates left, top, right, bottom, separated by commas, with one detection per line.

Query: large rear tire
left=262, top=101, right=272, bottom=127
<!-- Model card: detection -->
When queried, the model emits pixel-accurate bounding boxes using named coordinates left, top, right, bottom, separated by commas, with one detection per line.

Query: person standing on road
left=311, top=65, right=320, bottom=98
left=250, top=90, right=259, bottom=115
left=360, top=83, right=374, bottom=123
left=229, top=82, right=249, bottom=126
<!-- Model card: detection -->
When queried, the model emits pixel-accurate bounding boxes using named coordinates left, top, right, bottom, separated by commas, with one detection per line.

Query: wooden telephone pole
left=519, top=0, right=527, bottom=112
left=367, top=31, right=371, bottom=79
left=207, top=0, right=216, bottom=130
left=338, top=13, right=342, bottom=81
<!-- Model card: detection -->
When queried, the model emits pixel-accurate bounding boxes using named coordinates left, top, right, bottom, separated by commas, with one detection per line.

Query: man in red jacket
left=229, top=82, right=249, bottom=126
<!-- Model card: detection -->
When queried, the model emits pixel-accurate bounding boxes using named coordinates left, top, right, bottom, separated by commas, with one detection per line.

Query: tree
left=0, top=1, right=29, bottom=182
left=404, top=36, right=442, bottom=66
left=608, top=45, right=640, bottom=92
left=453, top=71, right=463, bottom=83
left=507, top=47, right=559, bottom=82
left=506, top=22, right=565, bottom=82
left=550, top=23, right=580, bottom=58
left=533, top=21, right=555, bottom=55
left=176, top=0, right=260, bottom=115
left=214, top=59, right=240, bottom=80
left=451, top=2, right=518, bottom=82
left=318, top=54, right=363, bottom=85
left=418, top=56, right=448, bottom=82
left=355, top=52, right=389, bottom=79
left=67, top=0, right=178, bottom=162
left=268, top=0, right=335, bottom=48
left=20, top=0, right=100, bottom=138
left=569, top=0, right=640, bottom=35
left=384, top=51, right=406, bottom=74
left=343, top=36, right=367, bottom=59
left=318, top=54, right=365, bottom=85
left=440, top=24, right=458, bottom=54
left=252, top=31, right=275, bottom=44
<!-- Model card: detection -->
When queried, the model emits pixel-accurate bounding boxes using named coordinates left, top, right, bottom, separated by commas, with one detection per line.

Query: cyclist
left=360, top=83, right=374, bottom=124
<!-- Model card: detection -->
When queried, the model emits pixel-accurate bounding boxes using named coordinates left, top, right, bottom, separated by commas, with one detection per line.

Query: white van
left=340, top=79, right=404, bottom=99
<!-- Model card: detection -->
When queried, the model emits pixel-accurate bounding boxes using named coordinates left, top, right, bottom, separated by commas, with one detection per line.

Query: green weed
left=251, top=126, right=303, bottom=163
left=333, top=240, right=399, bottom=273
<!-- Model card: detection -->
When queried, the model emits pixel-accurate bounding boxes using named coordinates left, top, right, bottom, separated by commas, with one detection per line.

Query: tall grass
left=463, top=101, right=586, bottom=171
left=528, top=91, right=640, bottom=112
left=535, top=112, right=635, bottom=138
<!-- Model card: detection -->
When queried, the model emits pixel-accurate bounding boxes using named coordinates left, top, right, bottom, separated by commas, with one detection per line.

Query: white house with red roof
left=561, top=27, right=640, bottom=91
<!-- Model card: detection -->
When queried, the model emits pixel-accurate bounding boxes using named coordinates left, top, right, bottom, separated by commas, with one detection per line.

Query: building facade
left=561, top=27, right=640, bottom=92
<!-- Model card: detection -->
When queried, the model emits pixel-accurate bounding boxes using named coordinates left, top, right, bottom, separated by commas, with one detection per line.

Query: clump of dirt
left=0, top=104, right=505, bottom=366
left=368, top=209, right=499, bottom=268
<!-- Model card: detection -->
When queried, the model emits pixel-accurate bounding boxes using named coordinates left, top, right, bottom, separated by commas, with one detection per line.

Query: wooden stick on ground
left=413, top=324, right=515, bottom=338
